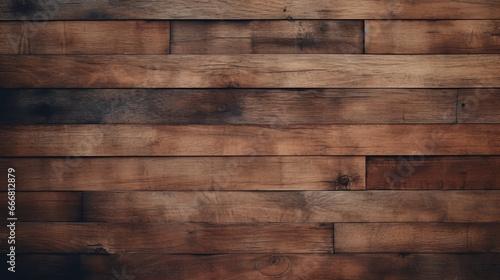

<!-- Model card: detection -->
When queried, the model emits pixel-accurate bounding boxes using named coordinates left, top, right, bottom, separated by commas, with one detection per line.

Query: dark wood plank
left=6, top=223, right=332, bottom=254
left=0, top=21, right=170, bottom=54
left=0, top=157, right=365, bottom=191
left=367, top=156, right=500, bottom=190
left=0, top=89, right=457, bottom=124
left=335, top=223, right=500, bottom=253
left=458, top=89, right=500, bottom=123
left=1, top=55, right=499, bottom=88
left=366, top=20, right=500, bottom=54
left=83, top=191, right=500, bottom=223
left=1, top=124, right=499, bottom=156
left=1, top=0, right=499, bottom=20
left=171, top=20, right=363, bottom=54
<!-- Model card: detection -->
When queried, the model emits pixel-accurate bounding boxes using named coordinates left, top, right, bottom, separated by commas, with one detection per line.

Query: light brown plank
left=367, top=156, right=500, bottom=190
left=171, top=20, right=362, bottom=54
left=1, top=124, right=499, bottom=156
left=0, top=157, right=365, bottom=191
left=7, top=223, right=332, bottom=254
left=366, top=20, right=500, bottom=54
left=1, top=0, right=499, bottom=20
left=1, top=55, right=499, bottom=88
left=335, top=223, right=500, bottom=253
left=458, top=89, right=500, bottom=123
left=83, top=191, right=500, bottom=223
left=0, top=21, right=170, bottom=54
left=0, top=89, right=457, bottom=125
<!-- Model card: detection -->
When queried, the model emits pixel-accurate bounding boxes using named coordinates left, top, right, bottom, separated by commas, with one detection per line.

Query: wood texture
left=335, top=223, right=500, bottom=253
left=1, top=0, right=499, bottom=20
left=366, top=20, right=500, bottom=54
left=0, top=89, right=457, bottom=125
left=171, top=20, right=363, bottom=54
left=83, top=191, right=500, bottom=223
left=8, top=223, right=332, bottom=254
left=458, top=89, right=500, bottom=123
left=367, top=156, right=500, bottom=190
left=0, top=156, right=365, bottom=191
left=1, top=124, right=499, bottom=156
left=1, top=55, right=500, bottom=88
left=0, top=21, right=170, bottom=54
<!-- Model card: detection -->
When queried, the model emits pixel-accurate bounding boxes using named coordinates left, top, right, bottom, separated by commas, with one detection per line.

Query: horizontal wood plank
left=366, top=20, right=500, bottom=54
left=0, top=21, right=170, bottom=54
left=1, top=55, right=499, bottom=88
left=367, top=156, right=500, bottom=190
left=335, top=223, right=500, bottom=253
left=0, top=157, right=365, bottom=191
left=1, top=0, right=499, bottom=20
left=458, top=89, right=500, bottom=123
left=83, top=191, right=500, bottom=223
left=171, top=20, right=363, bottom=54
left=1, top=124, right=499, bottom=156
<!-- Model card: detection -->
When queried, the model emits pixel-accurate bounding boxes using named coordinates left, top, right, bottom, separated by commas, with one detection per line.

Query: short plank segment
left=0, top=157, right=365, bottom=191
left=335, top=223, right=500, bottom=253
left=366, top=20, right=500, bottom=54
left=0, top=89, right=457, bottom=125
left=458, top=89, right=500, bottom=123
left=0, top=21, right=170, bottom=54
left=7, top=223, right=332, bottom=254
left=171, top=20, right=363, bottom=54
left=83, top=191, right=500, bottom=223
left=1, top=55, right=499, bottom=88
left=367, top=156, right=500, bottom=190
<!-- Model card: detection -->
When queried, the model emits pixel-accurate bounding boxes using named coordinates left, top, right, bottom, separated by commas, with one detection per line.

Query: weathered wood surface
left=458, top=89, right=500, bottom=123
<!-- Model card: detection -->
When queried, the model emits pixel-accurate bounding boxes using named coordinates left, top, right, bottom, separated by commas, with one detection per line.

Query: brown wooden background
left=1, top=0, right=500, bottom=279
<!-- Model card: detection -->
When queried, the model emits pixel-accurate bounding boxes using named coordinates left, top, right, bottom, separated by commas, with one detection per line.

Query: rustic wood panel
left=0, top=21, right=170, bottom=54
left=0, top=89, right=457, bottom=125
left=367, top=156, right=500, bottom=190
left=1, top=0, right=499, bottom=20
left=458, top=89, right=500, bottom=123
left=366, top=20, right=500, bottom=54
left=8, top=223, right=332, bottom=254
left=83, top=191, right=500, bottom=223
left=171, top=20, right=363, bottom=54
left=0, top=157, right=364, bottom=191
left=1, top=55, right=499, bottom=88
left=335, top=223, right=500, bottom=253
left=1, top=124, right=499, bottom=156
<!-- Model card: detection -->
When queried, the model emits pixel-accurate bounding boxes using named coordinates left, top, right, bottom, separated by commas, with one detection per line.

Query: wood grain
left=1, top=0, right=499, bottom=20
left=458, top=89, right=500, bottom=123
left=0, top=156, right=364, bottom=191
left=171, top=20, right=363, bottom=54
left=0, top=21, right=170, bottom=54
left=83, top=191, right=500, bottom=223
left=1, top=55, right=499, bottom=88
left=367, top=156, right=500, bottom=190
left=8, top=223, right=332, bottom=254
left=335, top=223, right=500, bottom=253
left=1, top=124, right=499, bottom=156
left=366, top=20, right=500, bottom=54
left=0, top=89, right=457, bottom=125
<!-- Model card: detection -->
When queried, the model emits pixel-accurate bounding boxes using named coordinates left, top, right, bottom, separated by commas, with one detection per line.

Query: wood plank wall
left=0, top=0, right=499, bottom=279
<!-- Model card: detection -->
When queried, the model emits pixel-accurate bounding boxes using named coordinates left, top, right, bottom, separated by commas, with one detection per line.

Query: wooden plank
left=1, top=0, right=499, bottom=20
left=0, top=192, right=82, bottom=221
left=0, top=157, right=365, bottom=191
left=8, top=223, right=332, bottom=254
left=366, top=20, right=500, bottom=54
left=335, top=223, right=500, bottom=253
left=0, top=21, right=170, bottom=54
left=0, top=89, right=457, bottom=125
left=6, top=254, right=500, bottom=280
left=1, top=55, right=499, bottom=88
left=366, top=156, right=500, bottom=190
left=83, top=191, right=500, bottom=223
left=171, top=20, right=363, bottom=54
left=1, top=124, right=499, bottom=156
left=458, top=89, right=500, bottom=123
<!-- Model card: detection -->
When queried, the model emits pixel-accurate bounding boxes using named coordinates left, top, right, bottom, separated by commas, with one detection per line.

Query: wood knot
left=255, top=255, right=291, bottom=277
left=336, top=175, right=352, bottom=190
